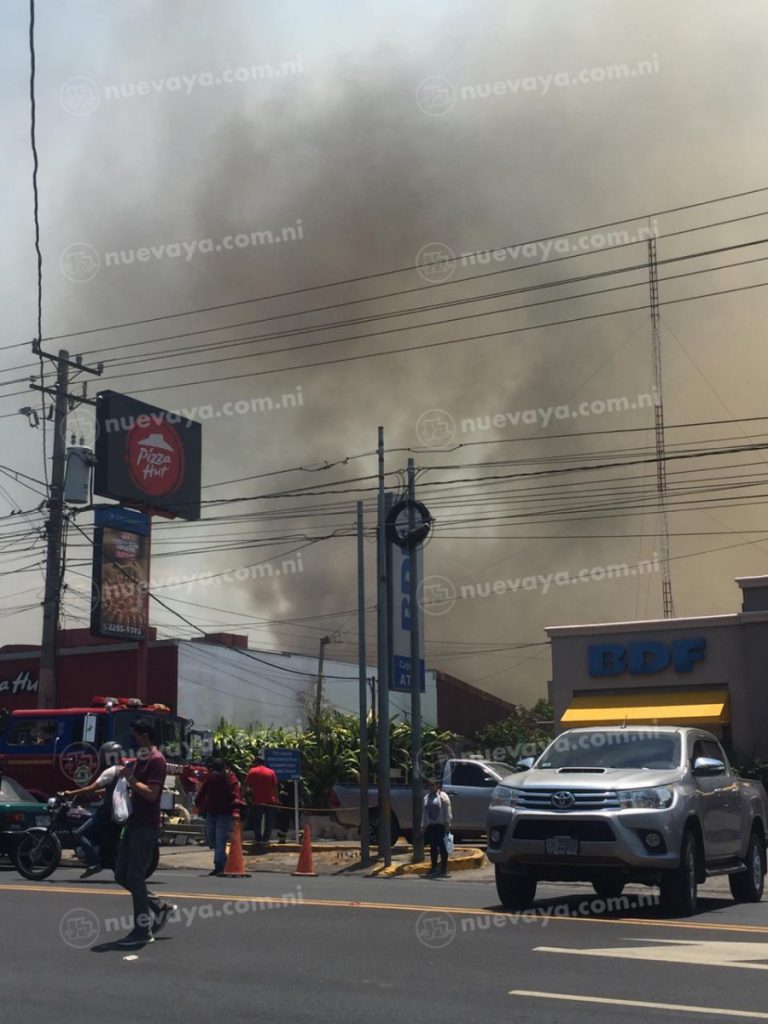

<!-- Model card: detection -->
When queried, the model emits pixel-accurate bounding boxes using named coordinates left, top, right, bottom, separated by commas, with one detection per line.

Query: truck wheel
left=367, top=813, right=400, bottom=847
left=495, top=865, right=537, bottom=910
left=660, top=829, right=698, bottom=916
left=388, top=814, right=401, bottom=846
left=729, top=831, right=765, bottom=903
left=592, top=877, right=625, bottom=900
left=367, top=815, right=378, bottom=847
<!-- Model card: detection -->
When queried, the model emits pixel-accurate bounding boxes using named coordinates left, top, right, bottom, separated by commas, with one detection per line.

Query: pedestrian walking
left=422, top=778, right=452, bottom=877
left=114, top=719, right=177, bottom=947
left=244, top=755, right=278, bottom=846
left=194, top=757, right=244, bottom=875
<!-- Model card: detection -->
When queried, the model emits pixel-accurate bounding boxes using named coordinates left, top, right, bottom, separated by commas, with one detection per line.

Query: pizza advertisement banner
left=91, top=506, right=151, bottom=640
left=94, top=391, right=202, bottom=520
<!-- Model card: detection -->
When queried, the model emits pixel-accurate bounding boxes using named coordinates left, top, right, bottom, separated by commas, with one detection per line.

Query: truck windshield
left=112, top=714, right=185, bottom=760
left=538, top=730, right=681, bottom=770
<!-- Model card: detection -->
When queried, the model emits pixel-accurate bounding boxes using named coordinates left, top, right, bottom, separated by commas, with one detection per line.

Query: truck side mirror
left=515, top=757, right=535, bottom=772
left=693, top=756, right=726, bottom=776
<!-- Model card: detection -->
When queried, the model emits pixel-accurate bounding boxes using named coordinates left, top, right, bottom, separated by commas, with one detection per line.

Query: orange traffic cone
left=222, top=817, right=251, bottom=878
left=292, top=825, right=318, bottom=877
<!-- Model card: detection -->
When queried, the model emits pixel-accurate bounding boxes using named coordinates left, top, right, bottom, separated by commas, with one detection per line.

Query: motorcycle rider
left=63, top=741, right=124, bottom=879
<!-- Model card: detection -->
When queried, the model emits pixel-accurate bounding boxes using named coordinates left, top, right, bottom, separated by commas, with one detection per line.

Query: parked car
left=486, top=725, right=768, bottom=915
left=0, top=776, right=50, bottom=861
left=332, top=759, right=515, bottom=843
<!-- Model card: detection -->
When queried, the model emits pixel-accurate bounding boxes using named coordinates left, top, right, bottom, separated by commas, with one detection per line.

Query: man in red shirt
left=114, top=719, right=177, bottom=947
left=244, top=755, right=278, bottom=846
left=194, top=758, right=245, bottom=875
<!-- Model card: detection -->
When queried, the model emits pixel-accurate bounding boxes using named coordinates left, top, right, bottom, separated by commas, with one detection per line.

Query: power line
left=27, top=0, right=47, bottom=488
left=33, top=184, right=768, bottom=346
left=95, top=241, right=768, bottom=384
left=114, top=278, right=768, bottom=398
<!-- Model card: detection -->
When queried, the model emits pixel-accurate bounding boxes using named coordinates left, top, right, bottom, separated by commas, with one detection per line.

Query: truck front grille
left=517, top=788, right=619, bottom=810
left=513, top=820, right=616, bottom=842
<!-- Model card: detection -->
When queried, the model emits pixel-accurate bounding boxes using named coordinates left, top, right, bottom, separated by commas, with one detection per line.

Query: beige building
left=546, top=576, right=768, bottom=763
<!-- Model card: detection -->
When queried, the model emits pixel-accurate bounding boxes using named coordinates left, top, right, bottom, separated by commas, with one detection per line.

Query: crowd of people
left=63, top=731, right=456, bottom=946
left=64, top=730, right=283, bottom=946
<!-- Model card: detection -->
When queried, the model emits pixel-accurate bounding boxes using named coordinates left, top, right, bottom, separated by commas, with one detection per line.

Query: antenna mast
left=648, top=234, right=675, bottom=618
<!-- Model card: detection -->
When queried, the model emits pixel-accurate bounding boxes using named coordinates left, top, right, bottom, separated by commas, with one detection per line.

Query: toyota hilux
left=486, top=725, right=768, bottom=915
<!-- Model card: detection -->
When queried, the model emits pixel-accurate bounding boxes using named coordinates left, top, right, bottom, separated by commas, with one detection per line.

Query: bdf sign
left=588, top=638, right=706, bottom=677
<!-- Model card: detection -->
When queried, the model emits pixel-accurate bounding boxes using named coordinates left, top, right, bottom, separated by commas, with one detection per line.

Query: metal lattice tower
left=648, top=235, right=675, bottom=618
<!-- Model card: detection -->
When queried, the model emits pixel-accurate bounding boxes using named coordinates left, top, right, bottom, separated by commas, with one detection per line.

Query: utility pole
left=314, top=635, right=331, bottom=724
left=408, top=459, right=424, bottom=863
left=647, top=236, right=675, bottom=618
left=376, top=427, right=392, bottom=865
left=356, top=501, right=370, bottom=864
left=30, top=345, right=102, bottom=708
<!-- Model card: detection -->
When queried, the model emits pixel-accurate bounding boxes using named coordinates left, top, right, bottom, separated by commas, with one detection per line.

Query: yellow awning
left=561, top=688, right=729, bottom=727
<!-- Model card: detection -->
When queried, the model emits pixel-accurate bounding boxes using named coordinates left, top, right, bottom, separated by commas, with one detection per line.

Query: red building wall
left=0, top=635, right=180, bottom=711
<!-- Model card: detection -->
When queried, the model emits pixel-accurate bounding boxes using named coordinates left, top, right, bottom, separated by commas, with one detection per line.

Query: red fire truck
left=0, top=696, right=209, bottom=802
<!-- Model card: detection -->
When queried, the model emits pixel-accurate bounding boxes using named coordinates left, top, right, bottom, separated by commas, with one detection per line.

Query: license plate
left=35, top=816, right=49, bottom=826
left=545, top=836, right=579, bottom=855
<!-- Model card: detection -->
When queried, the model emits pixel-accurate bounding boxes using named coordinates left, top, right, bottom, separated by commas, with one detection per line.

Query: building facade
left=0, top=628, right=440, bottom=731
left=546, top=576, right=768, bottom=763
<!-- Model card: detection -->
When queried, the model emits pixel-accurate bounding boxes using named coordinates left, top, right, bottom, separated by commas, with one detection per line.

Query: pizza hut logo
left=125, top=422, right=185, bottom=497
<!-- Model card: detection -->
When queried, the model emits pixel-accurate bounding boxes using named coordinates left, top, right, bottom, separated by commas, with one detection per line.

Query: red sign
left=125, top=421, right=185, bottom=498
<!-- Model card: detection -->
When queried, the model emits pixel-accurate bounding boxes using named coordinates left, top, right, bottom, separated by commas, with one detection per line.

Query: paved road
left=3, top=862, right=768, bottom=1021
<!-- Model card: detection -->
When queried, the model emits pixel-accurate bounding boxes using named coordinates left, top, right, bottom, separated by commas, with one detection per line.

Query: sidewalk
left=153, top=842, right=738, bottom=894
left=156, top=838, right=476, bottom=876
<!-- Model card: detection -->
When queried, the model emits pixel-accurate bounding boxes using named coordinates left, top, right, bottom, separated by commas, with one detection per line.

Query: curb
left=369, top=848, right=486, bottom=878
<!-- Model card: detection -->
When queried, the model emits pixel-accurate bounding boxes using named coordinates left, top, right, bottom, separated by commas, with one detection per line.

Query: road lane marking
left=536, top=938, right=768, bottom=969
left=2, top=883, right=768, bottom=934
left=510, top=990, right=768, bottom=1019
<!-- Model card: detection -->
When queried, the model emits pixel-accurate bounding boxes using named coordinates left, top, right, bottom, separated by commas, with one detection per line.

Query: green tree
left=471, top=698, right=554, bottom=760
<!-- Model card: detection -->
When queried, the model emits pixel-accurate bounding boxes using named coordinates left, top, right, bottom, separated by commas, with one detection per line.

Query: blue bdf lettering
left=672, top=637, right=706, bottom=672
left=627, top=641, right=671, bottom=674
left=588, top=644, right=626, bottom=676
left=587, top=638, right=706, bottom=677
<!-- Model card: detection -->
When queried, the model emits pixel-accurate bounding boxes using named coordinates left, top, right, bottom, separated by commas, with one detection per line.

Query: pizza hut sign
left=0, top=670, right=39, bottom=696
left=126, top=422, right=184, bottom=496
left=94, top=391, right=201, bottom=520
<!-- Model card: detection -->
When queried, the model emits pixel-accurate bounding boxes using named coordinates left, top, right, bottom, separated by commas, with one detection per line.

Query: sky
left=2, top=0, right=768, bottom=708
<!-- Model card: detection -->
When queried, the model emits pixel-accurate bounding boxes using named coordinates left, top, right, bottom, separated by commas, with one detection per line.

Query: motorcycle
left=12, top=794, right=160, bottom=881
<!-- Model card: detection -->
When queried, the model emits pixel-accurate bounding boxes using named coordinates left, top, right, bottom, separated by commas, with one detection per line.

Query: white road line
left=510, top=990, right=768, bottom=1019
left=535, top=939, right=768, bottom=969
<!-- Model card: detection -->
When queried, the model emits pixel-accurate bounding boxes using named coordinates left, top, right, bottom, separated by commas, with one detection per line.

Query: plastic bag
left=112, top=777, right=133, bottom=823
left=443, top=831, right=455, bottom=855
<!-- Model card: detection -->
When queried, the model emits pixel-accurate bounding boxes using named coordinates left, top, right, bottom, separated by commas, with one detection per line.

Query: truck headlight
left=617, top=786, right=674, bottom=809
left=490, top=785, right=521, bottom=808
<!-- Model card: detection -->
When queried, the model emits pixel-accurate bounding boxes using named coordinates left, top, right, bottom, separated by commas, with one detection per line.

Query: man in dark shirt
left=114, top=719, right=177, bottom=947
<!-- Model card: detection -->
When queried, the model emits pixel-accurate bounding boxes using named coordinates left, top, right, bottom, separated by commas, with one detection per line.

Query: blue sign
left=588, top=638, right=706, bottom=677
left=392, top=655, right=426, bottom=693
left=264, top=747, right=301, bottom=781
left=94, top=505, right=150, bottom=536
left=389, top=545, right=426, bottom=693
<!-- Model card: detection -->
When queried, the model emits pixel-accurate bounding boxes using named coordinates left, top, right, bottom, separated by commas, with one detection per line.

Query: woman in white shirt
left=421, top=778, right=452, bottom=877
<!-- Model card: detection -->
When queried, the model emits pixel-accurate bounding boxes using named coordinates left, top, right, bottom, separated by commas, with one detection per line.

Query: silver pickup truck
left=332, top=759, right=514, bottom=843
left=486, top=726, right=768, bottom=915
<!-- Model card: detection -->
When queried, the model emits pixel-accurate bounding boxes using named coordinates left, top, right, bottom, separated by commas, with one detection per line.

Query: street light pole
left=314, top=635, right=330, bottom=725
